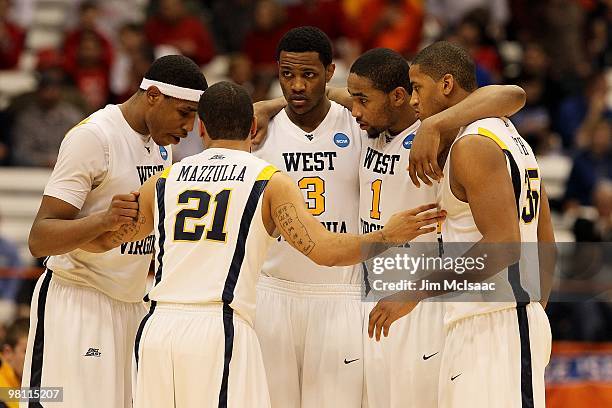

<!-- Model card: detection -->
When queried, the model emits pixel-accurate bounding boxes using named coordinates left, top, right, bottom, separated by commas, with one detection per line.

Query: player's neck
left=285, top=98, right=331, bottom=133
left=119, top=94, right=149, bottom=135
left=206, top=139, right=251, bottom=152
left=388, top=106, right=418, bottom=136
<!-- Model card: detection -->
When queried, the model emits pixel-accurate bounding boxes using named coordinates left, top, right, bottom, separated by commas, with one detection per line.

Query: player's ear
left=441, top=74, right=454, bottom=96
left=325, top=63, right=335, bottom=83
left=200, top=119, right=211, bottom=146
left=250, top=116, right=257, bottom=138
left=198, top=117, right=205, bottom=138
left=145, top=86, right=163, bottom=106
left=392, top=87, right=407, bottom=106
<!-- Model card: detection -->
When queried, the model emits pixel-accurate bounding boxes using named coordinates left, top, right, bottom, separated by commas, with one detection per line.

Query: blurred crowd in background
left=0, top=0, right=610, bottom=381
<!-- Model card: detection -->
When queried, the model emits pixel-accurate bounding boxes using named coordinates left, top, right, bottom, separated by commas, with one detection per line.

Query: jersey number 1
left=174, top=189, right=231, bottom=242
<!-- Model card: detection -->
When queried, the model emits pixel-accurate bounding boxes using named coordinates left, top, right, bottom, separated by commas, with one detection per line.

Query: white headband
left=140, top=78, right=204, bottom=102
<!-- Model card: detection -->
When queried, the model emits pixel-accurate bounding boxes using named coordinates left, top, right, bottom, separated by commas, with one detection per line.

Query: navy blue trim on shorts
left=134, top=301, right=157, bottom=371
left=516, top=304, right=534, bottom=407
left=28, top=269, right=52, bottom=408
left=218, top=178, right=269, bottom=407
left=218, top=303, right=235, bottom=408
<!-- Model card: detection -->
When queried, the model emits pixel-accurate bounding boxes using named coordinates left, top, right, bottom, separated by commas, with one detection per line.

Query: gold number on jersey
left=521, top=168, right=540, bottom=224
left=370, top=179, right=382, bottom=220
left=297, top=176, right=325, bottom=216
left=174, top=189, right=231, bottom=242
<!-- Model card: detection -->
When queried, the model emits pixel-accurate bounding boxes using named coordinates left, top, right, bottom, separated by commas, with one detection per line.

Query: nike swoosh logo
left=451, top=373, right=462, bottom=381
left=422, top=352, right=439, bottom=360
left=344, top=358, right=359, bottom=364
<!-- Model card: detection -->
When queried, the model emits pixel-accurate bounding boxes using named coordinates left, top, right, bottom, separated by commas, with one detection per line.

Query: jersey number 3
left=174, top=189, right=231, bottom=242
left=298, top=177, right=325, bottom=216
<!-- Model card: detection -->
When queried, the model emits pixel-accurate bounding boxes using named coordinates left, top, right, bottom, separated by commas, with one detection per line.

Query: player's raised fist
left=102, top=192, right=140, bottom=231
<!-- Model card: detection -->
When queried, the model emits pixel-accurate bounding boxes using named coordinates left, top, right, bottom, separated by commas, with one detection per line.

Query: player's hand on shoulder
left=381, top=203, right=445, bottom=244
left=368, top=292, right=418, bottom=341
left=102, top=192, right=140, bottom=231
left=252, top=109, right=269, bottom=147
left=253, top=97, right=286, bottom=147
left=408, top=118, right=444, bottom=187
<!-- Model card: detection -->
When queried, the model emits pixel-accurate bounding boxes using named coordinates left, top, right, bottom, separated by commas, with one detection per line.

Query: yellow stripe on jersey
left=256, top=165, right=279, bottom=181
left=477, top=127, right=508, bottom=150
left=160, top=166, right=172, bottom=179
left=65, top=116, right=92, bottom=137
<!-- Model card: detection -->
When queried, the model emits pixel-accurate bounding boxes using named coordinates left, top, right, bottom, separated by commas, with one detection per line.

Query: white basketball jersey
left=438, top=118, right=541, bottom=324
left=358, top=121, right=438, bottom=288
left=253, top=102, right=363, bottom=284
left=147, top=148, right=277, bottom=325
left=45, top=105, right=172, bottom=302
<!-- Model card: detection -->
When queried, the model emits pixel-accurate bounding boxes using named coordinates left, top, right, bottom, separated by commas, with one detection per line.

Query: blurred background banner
left=546, top=342, right=612, bottom=407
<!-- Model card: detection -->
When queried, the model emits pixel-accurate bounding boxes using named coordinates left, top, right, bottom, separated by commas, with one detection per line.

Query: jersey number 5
left=521, top=168, right=540, bottom=224
left=174, top=189, right=231, bottom=242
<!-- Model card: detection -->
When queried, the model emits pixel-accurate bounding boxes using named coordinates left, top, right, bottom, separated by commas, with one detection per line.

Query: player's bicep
left=452, top=136, right=520, bottom=241
left=34, top=196, right=81, bottom=223
left=267, top=173, right=329, bottom=255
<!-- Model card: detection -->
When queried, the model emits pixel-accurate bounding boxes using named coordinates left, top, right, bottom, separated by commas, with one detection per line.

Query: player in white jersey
left=23, top=56, right=208, bottom=408
left=370, top=42, right=556, bottom=408
left=345, top=48, right=528, bottom=407
left=84, top=81, right=446, bottom=408
left=252, top=27, right=366, bottom=407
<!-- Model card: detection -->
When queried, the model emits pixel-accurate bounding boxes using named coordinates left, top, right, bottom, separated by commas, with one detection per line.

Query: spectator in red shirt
left=354, top=0, right=424, bottom=58
left=145, top=0, right=215, bottom=66
left=65, top=30, right=111, bottom=111
left=0, top=0, right=25, bottom=69
left=242, top=0, right=289, bottom=75
left=285, top=0, right=353, bottom=41
left=63, top=1, right=114, bottom=75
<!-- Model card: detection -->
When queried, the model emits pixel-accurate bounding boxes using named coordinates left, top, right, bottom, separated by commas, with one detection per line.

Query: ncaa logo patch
left=403, top=133, right=415, bottom=149
left=333, top=133, right=350, bottom=148
left=159, top=146, right=169, bottom=160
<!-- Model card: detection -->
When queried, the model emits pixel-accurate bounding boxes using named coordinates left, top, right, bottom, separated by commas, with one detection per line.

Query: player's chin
left=289, top=101, right=311, bottom=114
left=162, top=134, right=182, bottom=145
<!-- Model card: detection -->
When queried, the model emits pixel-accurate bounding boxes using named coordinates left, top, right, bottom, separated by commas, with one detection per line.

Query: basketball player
left=251, top=26, right=367, bottom=407
left=84, top=81, right=445, bottom=408
left=24, top=56, right=208, bottom=407
left=349, top=48, right=527, bottom=408
left=369, top=41, right=555, bottom=408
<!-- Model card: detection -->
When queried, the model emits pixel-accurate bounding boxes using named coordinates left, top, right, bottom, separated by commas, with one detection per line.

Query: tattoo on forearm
left=274, top=203, right=315, bottom=255
left=109, top=213, right=146, bottom=246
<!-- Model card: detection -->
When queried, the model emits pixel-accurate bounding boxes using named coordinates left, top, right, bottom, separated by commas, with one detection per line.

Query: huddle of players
left=23, top=25, right=554, bottom=408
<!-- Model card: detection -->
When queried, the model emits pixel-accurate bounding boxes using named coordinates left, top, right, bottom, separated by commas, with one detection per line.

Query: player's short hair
left=350, top=48, right=411, bottom=94
left=275, top=26, right=333, bottom=67
left=412, top=41, right=477, bottom=92
left=4, top=318, right=29, bottom=349
left=143, top=55, right=208, bottom=94
left=198, top=81, right=253, bottom=140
